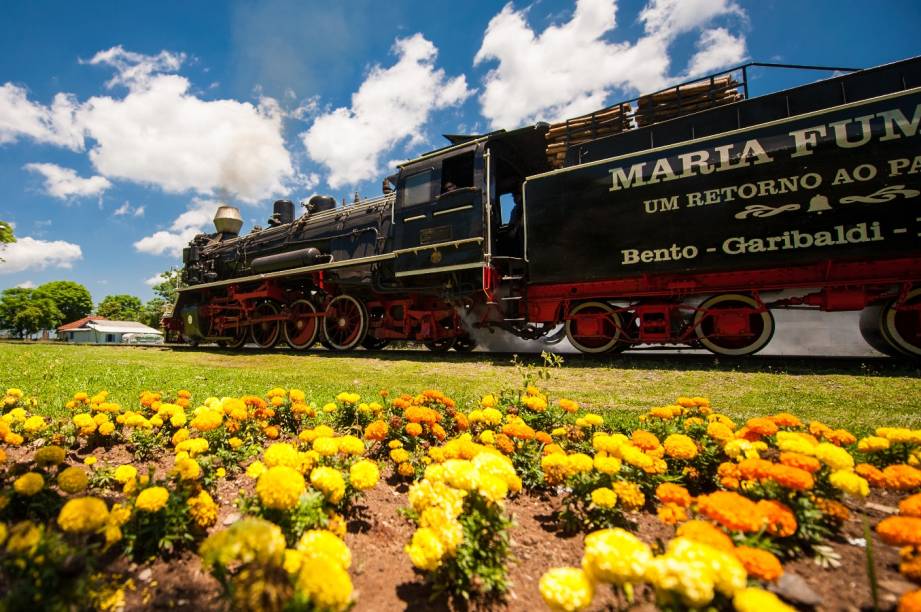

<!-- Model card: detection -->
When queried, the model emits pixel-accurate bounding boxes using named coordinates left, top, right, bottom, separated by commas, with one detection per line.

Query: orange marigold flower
left=364, top=420, right=389, bottom=441
left=738, top=458, right=775, bottom=481
left=631, top=430, right=660, bottom=451
left=815, top=497, right=850, bottom=523
left=856, top=463, right=887, bottom=487
left=676, top=520, right=735, bottom=552
left=263, top=425, right=280, bottom=439
left=757, top=499, right=797, bottom=538
left=453, top=412, right=468, bottom=431
left=878, top=517, right=921, bottom=547
left=392, top=397, right=411, bottom=410
left=535, top=431, right=552, bottom=445
left=495, top=433, right=515, bottom=455
left=768, top=464, right=814, bottom=491
left=717, top=462, right=741, bottom=490
left=900, top=547, right=921, bottom=582
left=405, top=423, right=423, bottom=437
left=744, top=417, right=779, bottom=438
left=779, top=452, right=821, bottom=474
left=809, top=421, right=833, bottom=439
left=769, top=412, right=802, bottom=428
left=663, top=434, right=698, bottom=460
left=707, top=421, right=735, bottom=443
left=696, top=491, right=765, bottom=533
left=656, top=483, right=692, bottom=508
left=502, top=421, right=536, bottom=441
left=899, top=493, right=921, bottom=518
left=884, top=465, right=921, bottom=491
left=735, top=546, right=783, bottom=582
left=826, top=429, right=857, bottom=446
left=899, top=590, right=921, bottom=612
left=657, top=503, right=687, bottom=525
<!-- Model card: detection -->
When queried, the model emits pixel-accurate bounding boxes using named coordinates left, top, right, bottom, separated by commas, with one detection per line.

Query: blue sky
left=0, top=0, right=918, bottom=305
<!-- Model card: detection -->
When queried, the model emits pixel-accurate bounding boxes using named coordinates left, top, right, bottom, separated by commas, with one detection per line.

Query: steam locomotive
left=165, top=56, right=921, bottom=357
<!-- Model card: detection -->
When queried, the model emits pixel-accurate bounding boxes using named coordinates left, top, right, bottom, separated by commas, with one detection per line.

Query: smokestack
left=214, top=205, right=243, bottom=236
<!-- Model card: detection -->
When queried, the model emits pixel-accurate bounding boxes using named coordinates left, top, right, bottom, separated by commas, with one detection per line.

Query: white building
left=57, top=317, right=163, bottom=344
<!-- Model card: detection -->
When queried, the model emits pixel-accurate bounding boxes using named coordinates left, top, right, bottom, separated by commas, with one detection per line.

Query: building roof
left=57, top=315, right=106, bottom=332
left=87, top=320, right=163, bottom=335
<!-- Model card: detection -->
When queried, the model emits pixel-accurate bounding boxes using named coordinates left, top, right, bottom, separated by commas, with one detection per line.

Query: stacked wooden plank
left=634, top=76, right=742, bottom=127
left=544, top=103, right=632, bottom=168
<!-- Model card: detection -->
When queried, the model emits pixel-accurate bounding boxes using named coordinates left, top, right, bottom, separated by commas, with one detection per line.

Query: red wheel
left=882, top=289, right=921, bottom=358
left=283, top=299, right=319, bottom=350
left=321, top=295, right=368, bottom=351
left=565, top=301, right=623, bottom=354
left=693, top=294, right=774, bottom=356
left=250, top=302, right=281, bottom=349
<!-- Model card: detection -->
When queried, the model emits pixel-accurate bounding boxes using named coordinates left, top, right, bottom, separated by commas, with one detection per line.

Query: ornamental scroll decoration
left=839, top=185, right=920, bottom=204
left=734, top=203, right=801, bottom=220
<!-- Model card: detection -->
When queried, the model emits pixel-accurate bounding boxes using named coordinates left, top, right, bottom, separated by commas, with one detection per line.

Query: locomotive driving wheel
left=321, top=294, right=368, bottom=351
left=693, top=294, right=775, bottom=356
left=453, top=334, right=477, bottom=352
left=218, top=321, right=249, bottom=349
left=565, top=301, right=624, bottom=354
left=250, top=301, right=281, bottom=349
left=861, top=289, right=921, bottom=358
left=283, top=299, right=319, bottom=350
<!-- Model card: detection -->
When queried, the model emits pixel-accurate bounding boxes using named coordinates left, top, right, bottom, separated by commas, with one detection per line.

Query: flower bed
left=0, top=363, right=920, bottom=611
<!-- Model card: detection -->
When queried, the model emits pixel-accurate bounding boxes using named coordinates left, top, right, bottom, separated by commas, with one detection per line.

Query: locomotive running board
left=178, top=237, right=484, bottom=293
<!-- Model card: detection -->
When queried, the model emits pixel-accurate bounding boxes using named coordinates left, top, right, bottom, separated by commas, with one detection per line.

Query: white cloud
left=113, top=201, right=145, bottom=217
left=24, top=162, right=111, bottom=199
left=474, top=0, right=746, bottom=128
left=0, top=236, right=83, bottom=274
left=133, top=198, right=220, bottom=257
left=685, top=28, right=747, bottom=77
left=145, top=273, right=166, bottom=286
left=2, top=47, right=295, bottom=204
left=0, top=83, right=84, bottom=150
left=301, top=34, right=472, bottom=188
left=16, top=281, right=36, bottom=289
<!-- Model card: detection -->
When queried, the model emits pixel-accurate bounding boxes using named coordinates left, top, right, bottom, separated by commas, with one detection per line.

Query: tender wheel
left=250, top=302, right=281, bottom=349
left=693, top=294, right=774, bottom=356
left=283, top=299, right=319, bottom=350
left=453, top=334, right=477, bottom=352
left=565, top=301, right=623, bottom=354
left=859, top=304, right=902, bottom=357
left=880, top=289, right=921, bottom=358
left=321, top=294, right=368, bottom=351
left=424, top=337, right=456, bottom=352
left=361, top=336, right=390, bottom=350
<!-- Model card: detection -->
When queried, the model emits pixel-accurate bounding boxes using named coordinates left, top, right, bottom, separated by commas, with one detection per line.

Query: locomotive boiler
left=166, top=56, right=921, bottom=358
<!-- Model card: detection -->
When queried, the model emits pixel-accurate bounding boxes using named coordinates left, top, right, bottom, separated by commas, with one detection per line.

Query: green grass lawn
left=2, top=342, right=920, bottom=430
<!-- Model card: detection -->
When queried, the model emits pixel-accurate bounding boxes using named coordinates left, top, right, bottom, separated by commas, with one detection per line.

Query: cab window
left=440, top=152, right=474, bottom=194
left=403, top=169, right=434, bottom=206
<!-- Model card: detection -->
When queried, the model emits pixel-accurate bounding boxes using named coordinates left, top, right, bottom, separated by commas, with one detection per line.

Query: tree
left=34, top=280, right=93, bottom=324
left=151, top=267, right=182, bottom=303
left=0, top=220, right=14, bottom=263
left=141, top=298, right=168, bottom=329
left=0, top=288, right=62, bottom=338
left=96, top=294, right=143, bottom=321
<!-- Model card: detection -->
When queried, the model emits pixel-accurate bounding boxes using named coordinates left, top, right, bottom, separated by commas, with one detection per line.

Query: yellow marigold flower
left=858, top=436, right=891, bottom=453
left=620, top=444, right=654, bottom=469
left=349, top=459, right=380, bottom=490
left=565, top=453, right=594, bottom=475
left=200, top=518, right=286, bottom=569
left=480, top=394, right=497, bottom=408
left=593, top=454, right=621, bottom=475
left=228, top=436, right=243, bottom=450
left=57, top=497, right=109, bottom=533
left=136, top=487, right=170, bottom=512
left=6, top=388, right=23, bottom=398
left=398, top=462, right=415, bottom=478
left=310, top=467, right=346, bottom=504
left=313, top=436, right=339, bottom=457
left=559, top=398, right=579, bottom=413
left=114, top=464, right=138, bottom=484
left=221, top=397, right=248, bottom=421
left=336, top=391, right=360, bottom=405
left=83, top=456, right=97, bottom=466
left=829, top=469, right=869, bottom=497
left=98, top=421, right=115, bottom=436
left=814, top=442, right=854, bottom=471
left=58, top=466, right=89, bottom=494
left=775, top=431, right=817, bottom=455
left=295, top=554, right=354, bottom=611
left=591, top=487, right=617, bottom=509
left=664, top=433, right=698, bottom=460
left=257, top=466, right=306, bottom=510
left=297, top=529, right=351, bottom=569
left=187, top=490, right=218, bottom=528
left=390, top=448, right=411, bottom=464
left=406, top=527, right=445, bottom=571
left=611, top=481, right=644, bottom=511
left=175, top=437, right=209, bottom=457
left=523, top=395, right=548, bottom=412
left=14, top=472, right=44, bottom=496
left=22, top=415, right=45, bottom=433
left=577, top=413, right=604, bottom=428
left=171, top=428, right=190, bottom=446
left=337, top=435, right=365, bottom=456
left=6, top=521, right=42, bottom=555
left=733, top=587, right=796, bottom=612
left=34, top=445, right=66, bottom=465
left=174, top=456, right=202, bottom=481
left=264, top=442, right=300, bottom=468
left=582, top=528, right=652, bottom=584
left=539, top=567, right=594, bottom=612
left=190, top=408, right=223, bottom=432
